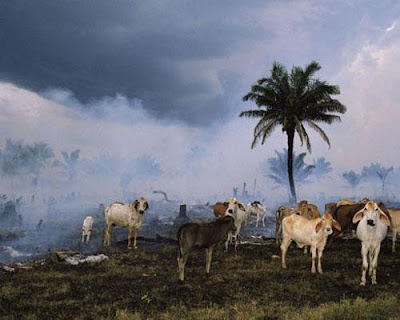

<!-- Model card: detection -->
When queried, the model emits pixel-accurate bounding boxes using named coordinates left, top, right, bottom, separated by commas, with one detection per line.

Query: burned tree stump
left=174, top=204, right=190, bottom=226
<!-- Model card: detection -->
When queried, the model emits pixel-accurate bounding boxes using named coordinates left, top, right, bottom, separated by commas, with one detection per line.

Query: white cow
left=281, top=212, right=341, bottom=274
left=353, top=201, right=390, bottom=285
left=81, top=216, right=93, bottom=243
left=104, top=197, right=149, bottom=249
left=225, top=201, right=266, bottom=252
left=388, top=209, right=400, bottom=253
left=247, top=201, right=267, bottom=228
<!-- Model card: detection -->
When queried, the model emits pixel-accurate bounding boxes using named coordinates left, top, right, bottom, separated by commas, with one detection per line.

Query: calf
left=103, top=197, right=149, bottom=249
left=353, top=201, right=390, bottom=285
left=388, top=209, right=400, bottom=253
left=177, top=216, right=236, bottom=281
left=81, top=216, right=93, bottom=243
left=281, top=212, right=341, bottom=274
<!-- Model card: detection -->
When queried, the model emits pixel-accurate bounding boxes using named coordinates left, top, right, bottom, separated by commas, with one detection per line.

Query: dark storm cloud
left=0, top=0, right=263, bottom=125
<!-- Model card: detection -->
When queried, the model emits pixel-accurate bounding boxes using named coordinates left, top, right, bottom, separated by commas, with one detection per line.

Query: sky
left=1, top=0, right=400, bottom=203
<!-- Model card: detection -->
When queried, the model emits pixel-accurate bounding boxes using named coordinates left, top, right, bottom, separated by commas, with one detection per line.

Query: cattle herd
left=80, top=195, right=400, bottom=286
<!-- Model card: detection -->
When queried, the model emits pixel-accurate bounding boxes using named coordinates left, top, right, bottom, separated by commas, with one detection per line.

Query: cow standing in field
left=275, top=206, right=298, bottom=245
left=388, top=209, right=400, bottom=252
left=103, top=197, right=149, bottom=249
left=225, top=201, right=266, bottom=252
left=82, top=216, right=93, bottom=243
left=353, top=201, right=390, bottom=285
left=281, top=212, right=341, bottom=274
left=326, top=199, right=389, bottom=247
left=247, top=201, right=267, bottom=228
left=177, top=215, right=236, bottom=281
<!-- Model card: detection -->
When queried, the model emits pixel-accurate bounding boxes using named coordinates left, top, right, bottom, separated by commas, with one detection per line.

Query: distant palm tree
left=240, top=61, right=346, bottom=203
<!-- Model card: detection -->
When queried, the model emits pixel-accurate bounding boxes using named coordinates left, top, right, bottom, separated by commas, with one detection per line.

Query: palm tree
left=240, top=61, right=346, bottom=203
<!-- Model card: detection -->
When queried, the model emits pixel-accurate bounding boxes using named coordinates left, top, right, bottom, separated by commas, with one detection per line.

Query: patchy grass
left=1, top=238, right=400, bottom=319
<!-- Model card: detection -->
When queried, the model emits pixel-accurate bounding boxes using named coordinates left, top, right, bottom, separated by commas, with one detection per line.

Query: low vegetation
left=2, top=237, right=400, bottom=319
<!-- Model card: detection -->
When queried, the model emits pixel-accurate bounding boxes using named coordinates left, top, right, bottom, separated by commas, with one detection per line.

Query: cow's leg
left=225, top=232, right=232, bottom=252
left=311, top=245, right=317, bottom=274
left=178, top=250, right=190, bottom=281
left=392, top=228, right=397, bottom=253
left=280, top=238, right=292, bottom=269
left=127, top=227, right=133, bottom=248
left=133, top=229, right=139, bottom=249
left=317, top=246, right=324, bottom=274
left=256, top=214, right=259, bottom=228
left=360, top=243, right=368, bottom=286
left=262, top=215, right=266, bottom=228
left=86, top=231, right=91, bottom=243
left=304, top=246, right=308, bottom=254
left=82, top=230, right=85, bottom=243
left=371, top=244, right=381, bottom=285
left=205, top=245, right=215, bottom=274
left=104, top=224, right=112, bottom=246
left=368, top=250, right=373, bottom=277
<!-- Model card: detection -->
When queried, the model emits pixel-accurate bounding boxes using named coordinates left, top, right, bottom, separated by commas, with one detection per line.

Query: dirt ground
left=2, top=236, right=400, bottom=319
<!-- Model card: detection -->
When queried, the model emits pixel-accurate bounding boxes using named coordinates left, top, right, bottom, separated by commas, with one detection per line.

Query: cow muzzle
left=367, top=219, right=375, bottom=227
left=139, top=210, right=144, bottom=214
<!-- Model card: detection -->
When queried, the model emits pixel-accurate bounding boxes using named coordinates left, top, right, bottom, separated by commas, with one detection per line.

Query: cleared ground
left=1, top=237, right=400, bottom=319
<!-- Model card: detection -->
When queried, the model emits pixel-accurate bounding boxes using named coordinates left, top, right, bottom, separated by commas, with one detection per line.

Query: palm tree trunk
left=287, top=129, right=297, bottom=204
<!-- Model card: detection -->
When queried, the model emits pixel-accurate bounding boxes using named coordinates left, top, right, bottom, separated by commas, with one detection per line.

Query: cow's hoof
left=360, top=282, right=366, bottom=286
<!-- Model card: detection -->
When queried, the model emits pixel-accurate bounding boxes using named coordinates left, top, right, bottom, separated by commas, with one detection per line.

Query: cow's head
left=352, top=201, right=390, bottom=227
left=250, top=201, right=266, bottom=215
left=133, top=196, right=149, bottom=215
left=225, top=197, right=245, bottom=216
left=315, top=212, right=341, bottom=234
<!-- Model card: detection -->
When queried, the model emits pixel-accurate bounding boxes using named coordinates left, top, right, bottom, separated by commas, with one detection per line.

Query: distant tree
left=312, top=157, right=333, bottom=178
left=263, top=149, right=315, bottom=192
left=53, top=149, right=80, bottom=181
left=240, top=61, right=346, bottom=203
left=342, top=170, right=362, bottom=190
left=361, top=163, right=393, bottom=195
left=0, top=139, right=54, bottom=184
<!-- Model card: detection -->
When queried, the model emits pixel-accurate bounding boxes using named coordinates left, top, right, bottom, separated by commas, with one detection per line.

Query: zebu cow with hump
left=281, top=212, right=341, bottom=274
left=297, top=200, right=321, bottom=219
left=177, top=215, right=236, bottom=281
left=388, top=209, right=400, bottom=253
left=104, top=196, right=149, bottom=249
left=353, top=201, right=390, bottom=285
left=327, top=198, right=389, bottom=246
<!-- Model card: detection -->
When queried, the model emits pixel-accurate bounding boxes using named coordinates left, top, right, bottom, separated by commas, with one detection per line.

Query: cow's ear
left=352, top=210, right=364, bottom=224
left=332, top=219, right=342, bottom=231
left=238, top=203, right=245, bottom=211
left=315, top=221, right=322, bottom=232
left=133, top=200, right=139, bottom=209
left=144, top=202, right=149, bottom=210
left=379, top=213, right=390, bottom=227
left=223, top=202, right=229, bottom=206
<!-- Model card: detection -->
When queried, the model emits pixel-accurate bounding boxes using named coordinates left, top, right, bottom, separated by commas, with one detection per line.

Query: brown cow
left=297, top=200, right=320, bottom=219
left=213, top=197, right=245, bottom=218
left=177, top=216, right=236, bottom=281
left=327, top=200, right=389, bottom=247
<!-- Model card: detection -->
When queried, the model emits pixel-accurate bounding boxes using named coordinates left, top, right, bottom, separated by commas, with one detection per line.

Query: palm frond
left=306, top=121, right=331, bottom=148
